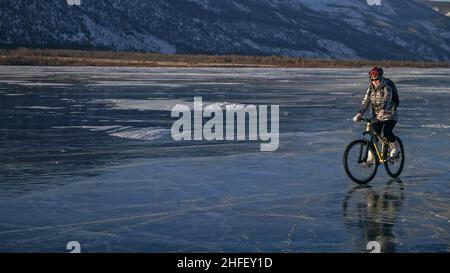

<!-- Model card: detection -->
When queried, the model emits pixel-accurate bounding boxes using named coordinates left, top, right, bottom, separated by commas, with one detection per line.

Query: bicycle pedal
left=362, top=162, right=374, bottom=167
left=386, top=156, right=398, bottom=163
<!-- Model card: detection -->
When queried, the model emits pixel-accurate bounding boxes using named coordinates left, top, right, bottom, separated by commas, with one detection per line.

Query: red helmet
left=368, top=66, right=383, bottom=80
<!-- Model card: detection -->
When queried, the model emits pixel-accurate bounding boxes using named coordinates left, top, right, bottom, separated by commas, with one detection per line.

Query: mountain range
left=1, top=0, right=450, bottom=61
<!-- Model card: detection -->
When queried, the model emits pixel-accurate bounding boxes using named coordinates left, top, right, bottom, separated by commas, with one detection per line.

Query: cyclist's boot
left=366, top=150, right=375, bottom=166
left=389, top=140, right=400, bottom=158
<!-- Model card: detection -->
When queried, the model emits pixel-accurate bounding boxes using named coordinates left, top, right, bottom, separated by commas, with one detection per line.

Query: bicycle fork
left=358, top=140, right=370, bottom=164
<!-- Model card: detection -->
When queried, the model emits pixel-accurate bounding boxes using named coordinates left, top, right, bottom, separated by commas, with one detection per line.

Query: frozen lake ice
left=0, top=66, right=449, bottom=252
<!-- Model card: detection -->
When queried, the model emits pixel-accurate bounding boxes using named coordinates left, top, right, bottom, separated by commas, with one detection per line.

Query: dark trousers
left=372, top=120, right=397, bottom=143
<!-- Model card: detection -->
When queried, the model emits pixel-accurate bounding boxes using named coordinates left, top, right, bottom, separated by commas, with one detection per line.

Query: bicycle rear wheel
left=343, top=140, right=379, bottom=184
left=384, top=137, right=405, bottom=178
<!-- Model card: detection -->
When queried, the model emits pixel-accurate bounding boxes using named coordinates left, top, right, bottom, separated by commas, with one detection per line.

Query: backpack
left=385, top=78, right=400, bottom=107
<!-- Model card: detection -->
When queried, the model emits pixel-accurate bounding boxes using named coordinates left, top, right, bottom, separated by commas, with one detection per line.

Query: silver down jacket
left=358, top=78, right=398, bottom=121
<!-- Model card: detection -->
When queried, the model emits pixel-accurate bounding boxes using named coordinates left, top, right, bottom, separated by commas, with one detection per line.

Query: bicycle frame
left=361, top=118, right=390, bottom=164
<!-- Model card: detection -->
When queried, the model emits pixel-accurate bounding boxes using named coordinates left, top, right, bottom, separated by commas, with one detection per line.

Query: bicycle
left=343, top=117, right=405, bottom=184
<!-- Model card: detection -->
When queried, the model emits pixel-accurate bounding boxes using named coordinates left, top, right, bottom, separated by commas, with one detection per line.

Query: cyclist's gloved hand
left=353, top=113, right=362, bottom=123
left=377, top=109, right=385, bottom=120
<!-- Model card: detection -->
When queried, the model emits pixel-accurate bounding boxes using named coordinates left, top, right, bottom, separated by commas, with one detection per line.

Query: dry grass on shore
left=1, top=48, right=449, bottom=68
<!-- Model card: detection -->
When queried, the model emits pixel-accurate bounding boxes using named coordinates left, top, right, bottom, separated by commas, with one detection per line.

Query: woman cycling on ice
left=353, top=66, right=400, bottom=164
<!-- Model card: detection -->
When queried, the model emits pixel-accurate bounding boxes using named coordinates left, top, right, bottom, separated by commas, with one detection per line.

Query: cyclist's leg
left=382, top=120, right=397, bottom=143
left=383, top=120, right=399, bottom=157
left=372, top=121, right=383, bottom=139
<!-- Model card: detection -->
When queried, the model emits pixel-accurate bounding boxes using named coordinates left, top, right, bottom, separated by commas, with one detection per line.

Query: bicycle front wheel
left=343, top=140, right=379, bottom=184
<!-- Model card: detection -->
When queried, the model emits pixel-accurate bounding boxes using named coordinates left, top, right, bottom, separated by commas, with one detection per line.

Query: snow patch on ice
left=109, top=127, right=168, bottom=141
left=53, top=125, right=168, bottom=141
left=87, top=81, right=185, bottom=87
left=232, top=2, right=251, bottom=13
left=16, top=106, right=65, bottom=110
left=94, top=99, right=247, bottom=112
left=94, top=99, right=189, bottom=112
left=422, top=124, right=450, bottom=129
left=52, top=125, right=123, bottom=131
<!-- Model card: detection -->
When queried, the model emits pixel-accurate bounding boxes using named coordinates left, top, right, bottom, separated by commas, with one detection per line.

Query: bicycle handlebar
left=359, top=117, right=378, bottom=123
left=359, top=117, right=371, bottom=122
